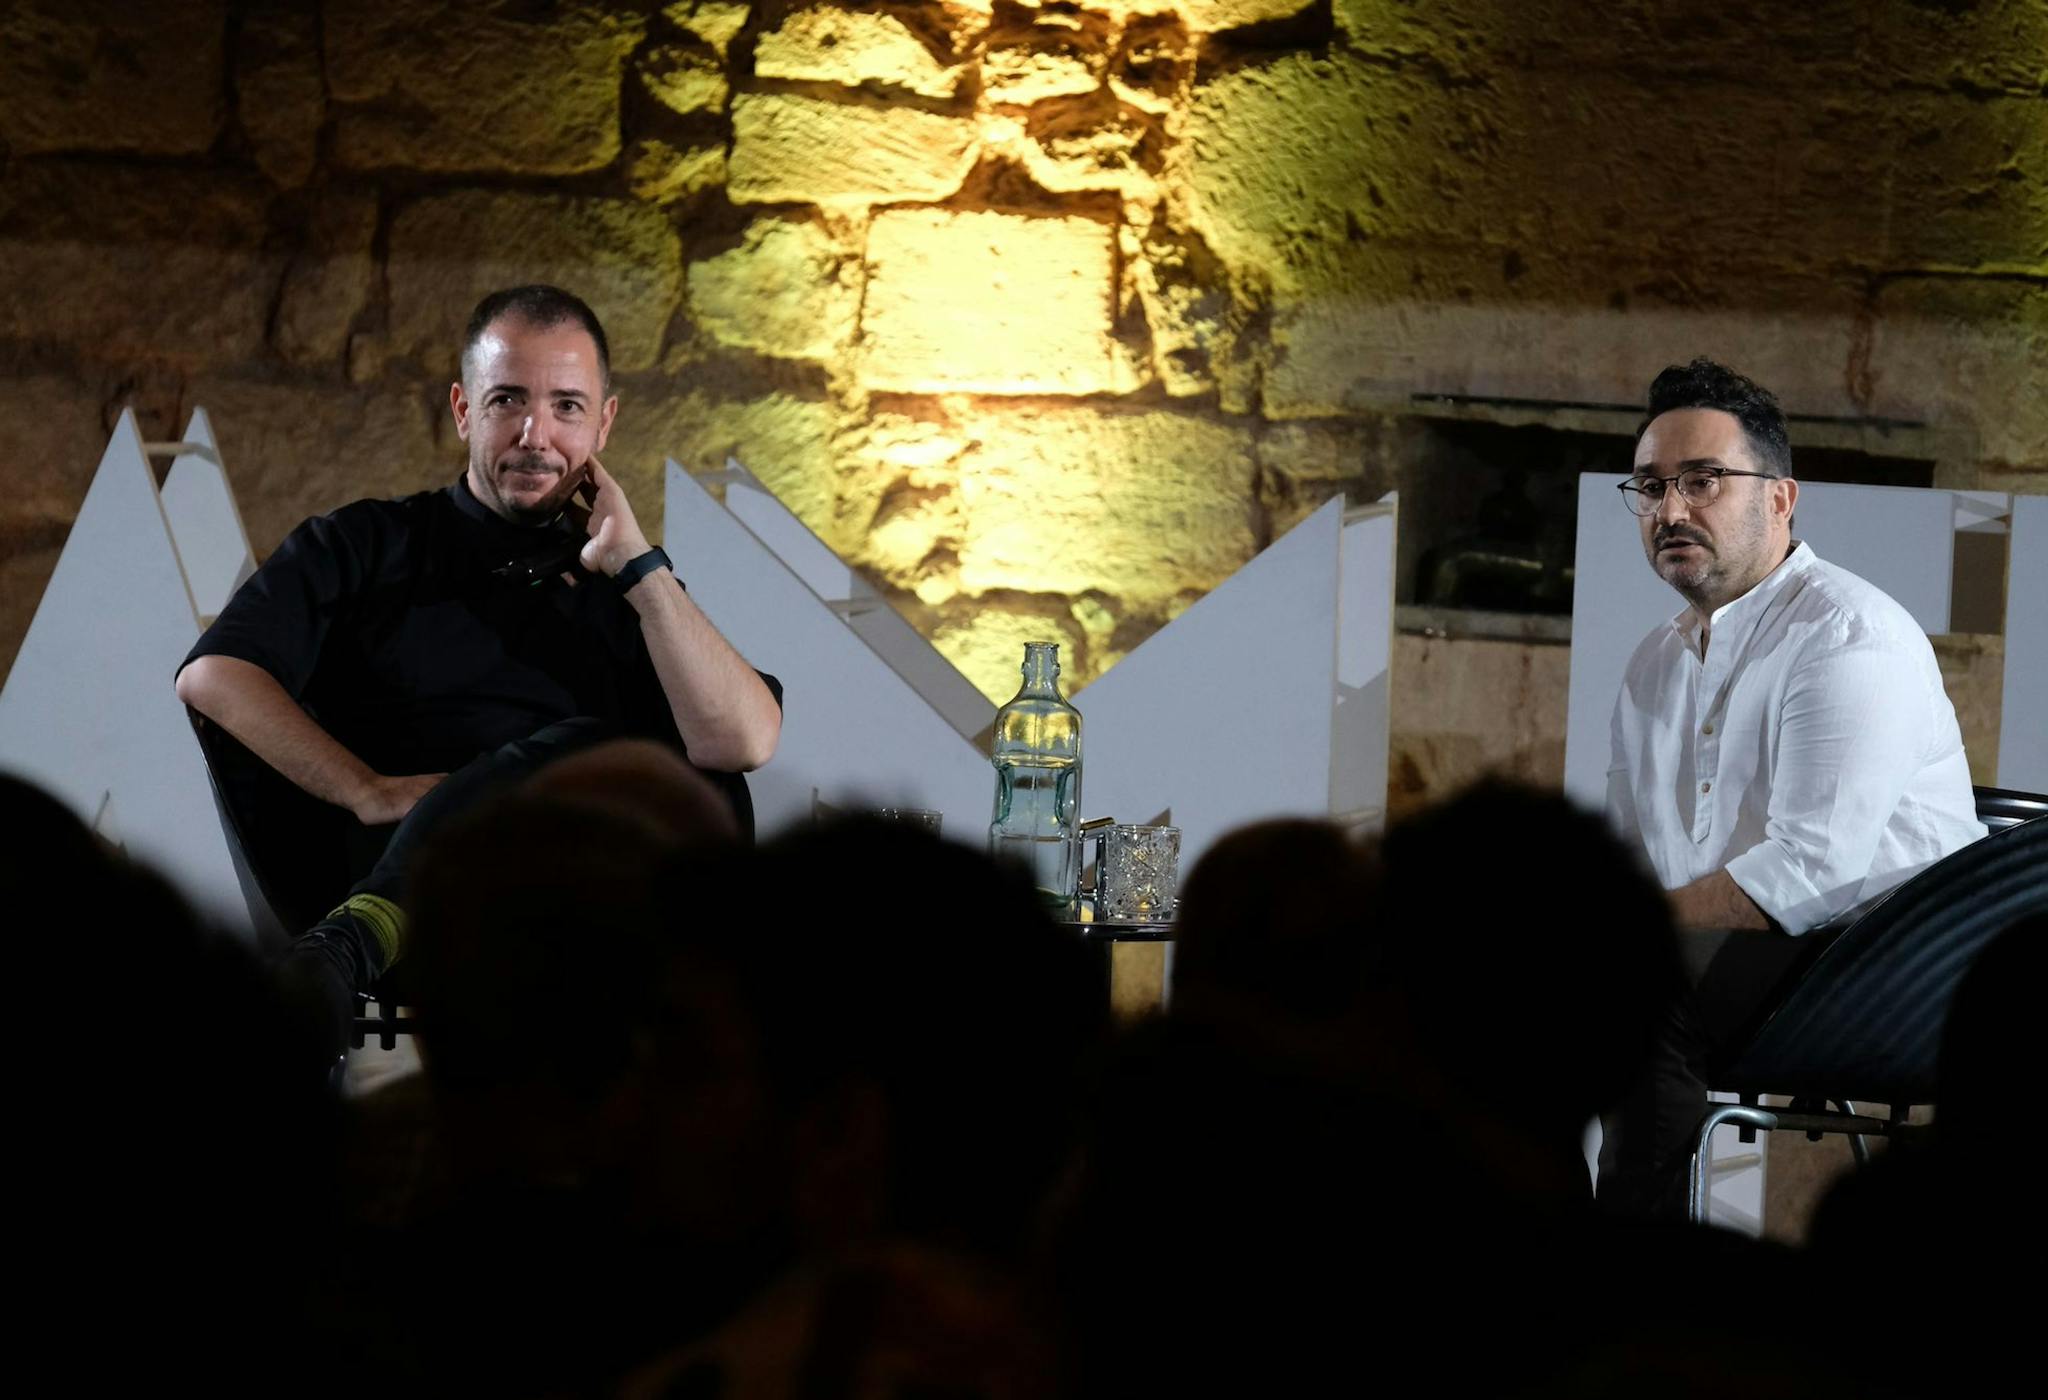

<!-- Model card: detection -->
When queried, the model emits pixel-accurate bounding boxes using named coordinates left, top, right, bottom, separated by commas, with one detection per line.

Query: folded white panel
left=158, top=407, right=256, bottom=623
left=1074, top=496, right=1344, bottom=869
left=722, top=467, right=994, bottom=744
left=0, top=410, right=247, bottom=930
left=667, top=462, right=992, bottom=842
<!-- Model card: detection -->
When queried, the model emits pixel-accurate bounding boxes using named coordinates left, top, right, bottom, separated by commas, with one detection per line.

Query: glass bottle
left=988, top=641, right=1083, bottom=916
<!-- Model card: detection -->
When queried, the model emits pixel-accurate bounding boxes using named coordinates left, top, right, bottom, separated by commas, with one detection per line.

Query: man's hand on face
left=352, top=772, right=448, bottom=827
left=575, top=457, right=657, bottom=579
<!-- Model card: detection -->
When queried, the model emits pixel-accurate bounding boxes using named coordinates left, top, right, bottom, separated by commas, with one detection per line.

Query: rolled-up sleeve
left=1723, top=638, right=1929, bottom=932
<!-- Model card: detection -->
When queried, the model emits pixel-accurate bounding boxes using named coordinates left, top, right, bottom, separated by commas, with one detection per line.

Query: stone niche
left=1, top=0, right=2042, bottom=718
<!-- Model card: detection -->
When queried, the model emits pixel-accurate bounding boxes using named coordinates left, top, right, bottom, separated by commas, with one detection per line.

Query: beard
left=1651, top=523, right=1718, bottom=591
left=485, top=453, right=582, bottom=525
left=1648, top=495, right=1774, bottom=607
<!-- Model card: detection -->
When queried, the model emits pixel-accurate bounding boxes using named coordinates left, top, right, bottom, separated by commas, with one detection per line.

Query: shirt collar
left=1669, top=540, right=1813, bottom=649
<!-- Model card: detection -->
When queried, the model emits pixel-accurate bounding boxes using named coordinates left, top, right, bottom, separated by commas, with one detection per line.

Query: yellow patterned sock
left=326, top=893, right=406, bottom=970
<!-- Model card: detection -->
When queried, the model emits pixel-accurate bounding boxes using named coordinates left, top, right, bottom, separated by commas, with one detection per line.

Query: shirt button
left=1701, top=781, right=1712, bottom=794
left=1702, top=723, right=1714, bottom=735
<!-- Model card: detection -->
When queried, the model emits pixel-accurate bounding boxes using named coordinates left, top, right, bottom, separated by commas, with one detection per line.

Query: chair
left=189, top=710, right=414, bottom=1050
left=1686, top=788, right=2048, bottom=1224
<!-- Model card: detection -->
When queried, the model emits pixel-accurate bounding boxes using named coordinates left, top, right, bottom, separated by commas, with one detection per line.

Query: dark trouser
left=1596, top=925, right=1836, bottom=1221
left=281, top=718, right=614, bottom=1065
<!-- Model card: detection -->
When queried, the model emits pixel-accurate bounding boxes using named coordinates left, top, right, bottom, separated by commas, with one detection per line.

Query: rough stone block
left=1011, top=92, right=1164, bottom=198
left=236, top=6, right=325, bottom=188
left=728, top=93, right=979, bottom=207
left=1180, top=52, right=1899, bottom=295
left=1867, top=279, right=2047, bottom=471
left=274, top=191, right=381, bottom=369
left=1880, top=95, right=2048, bottom=270
left=1178, top=0, right=1314, bottom=33
left=1866, top=0, right=2047, bottom=98
left=933, top=607, right=1086, bottom=706
left=603, top=386, right=845, bottom=548
left=1124, top=218, right=1239, bottom=398
left=1387, top=634, right=1567, bottom=819
left=326, top=1, right=643, bottom=174
left=984, top=40, right=1103, bottom=106
left=688, top=218, right=860, bottom=362
left=386, top=191, right=683, bottom=374
left=0, top=373, right=121, bottom=681
left=1259, top=246, right=1866, bottom=422
left=636, top=43, right=729, bottom=116
left=756, top=8, right=962, bottom=98
left=0, top=1, right=225, bottom=155
left=665, top=0, right=752, bottom=58
left=1255, top=418, right=1401, bottom=539
left=952, top=403, right=1258, bottom=606
left=0, top=165, right=282, bottom=367
left=859, top=209, right=1119, bottom=394
left=626, top=140, right=729, bottom=205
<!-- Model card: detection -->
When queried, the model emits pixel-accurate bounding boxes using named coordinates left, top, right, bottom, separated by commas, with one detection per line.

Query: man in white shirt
left=1597, top=357, right=1983, bottom=1217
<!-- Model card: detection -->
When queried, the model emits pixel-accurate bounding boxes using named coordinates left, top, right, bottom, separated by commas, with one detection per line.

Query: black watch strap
left=614, top=546, right=676, bottom=594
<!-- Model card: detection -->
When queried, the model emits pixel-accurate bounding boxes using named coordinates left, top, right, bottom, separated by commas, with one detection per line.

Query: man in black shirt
left=177, top=285, right=782, bottom=1057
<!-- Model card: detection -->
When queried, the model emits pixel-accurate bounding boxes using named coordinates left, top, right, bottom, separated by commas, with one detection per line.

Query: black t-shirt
left=184, top=475, right=781, bottom=832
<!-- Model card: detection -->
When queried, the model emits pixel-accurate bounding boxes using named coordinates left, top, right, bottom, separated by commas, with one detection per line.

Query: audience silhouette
left=8, top=763, right=2027, bottom=1397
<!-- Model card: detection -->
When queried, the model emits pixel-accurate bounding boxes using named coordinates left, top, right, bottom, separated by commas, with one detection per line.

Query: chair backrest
left=1976, top=785, right=2048, bottom=831
left=188, top=709, right=357, bottom=948
left=1717, top=814, right=2048, bottom=1104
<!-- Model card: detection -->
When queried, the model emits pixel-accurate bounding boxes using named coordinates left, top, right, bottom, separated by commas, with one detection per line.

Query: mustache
left=1655, top=525, right=1712, bottom=550
left=501, top=454, right=559, bottom=475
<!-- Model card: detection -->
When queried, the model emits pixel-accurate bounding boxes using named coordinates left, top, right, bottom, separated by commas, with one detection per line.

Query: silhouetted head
left=1377, top=780, right=1680, bottom=1143
left=1169, top=817, right=1380, bottom=1026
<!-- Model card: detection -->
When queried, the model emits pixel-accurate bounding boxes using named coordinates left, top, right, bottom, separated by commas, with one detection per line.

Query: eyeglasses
left=1618, top=466, right=1777, bottom=516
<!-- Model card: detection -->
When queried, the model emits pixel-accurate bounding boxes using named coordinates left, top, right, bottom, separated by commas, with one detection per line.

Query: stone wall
left=2, top=0, right=2043, bottom=713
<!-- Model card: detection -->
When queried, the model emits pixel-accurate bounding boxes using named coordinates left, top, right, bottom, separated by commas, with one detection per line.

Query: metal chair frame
left=1685, top=788, right=2046, bottom=1226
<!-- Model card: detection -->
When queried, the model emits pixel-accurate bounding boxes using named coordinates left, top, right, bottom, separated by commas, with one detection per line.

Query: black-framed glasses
left=1618, top=466, right=1776, bottom=516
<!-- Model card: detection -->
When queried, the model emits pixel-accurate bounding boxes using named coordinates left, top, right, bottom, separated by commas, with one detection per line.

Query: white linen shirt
left=1607, top=542, right=1984, bottom=933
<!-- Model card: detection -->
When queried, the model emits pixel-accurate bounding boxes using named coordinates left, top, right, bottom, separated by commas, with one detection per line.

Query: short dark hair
left=1638, top=357, right=1792, bottom=478
left=461, top=284, right=612, bottom=392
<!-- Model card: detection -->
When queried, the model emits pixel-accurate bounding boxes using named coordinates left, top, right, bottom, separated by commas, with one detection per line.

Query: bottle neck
left=1017, top=643, right=1063, bottom=699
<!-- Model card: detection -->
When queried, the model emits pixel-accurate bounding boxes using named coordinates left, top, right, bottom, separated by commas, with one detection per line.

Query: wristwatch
left=613, top=546, right=678, bottom=594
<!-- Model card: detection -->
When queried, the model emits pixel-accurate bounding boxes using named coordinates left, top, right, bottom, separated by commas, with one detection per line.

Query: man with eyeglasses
left=1597, top=357, right=1982, bottom=1219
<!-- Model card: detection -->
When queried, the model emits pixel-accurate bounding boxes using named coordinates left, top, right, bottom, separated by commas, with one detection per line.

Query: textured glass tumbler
left=1099, top=824, right=1180, bottom=922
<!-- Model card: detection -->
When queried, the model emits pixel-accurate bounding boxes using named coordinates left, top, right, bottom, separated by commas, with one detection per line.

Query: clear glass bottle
left=988, top=641, right=1083, bottom=916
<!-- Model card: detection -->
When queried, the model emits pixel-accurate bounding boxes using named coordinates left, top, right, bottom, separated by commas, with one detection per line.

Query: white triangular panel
left=159, top=407, right=256, bottom=623
left=666, top=462, right=992, bottom=841
left=0, top=410, right=247, bottom=930
left=1073, top=496, right=1345, bottom=868
left=722, top=466, right=993, bottom=743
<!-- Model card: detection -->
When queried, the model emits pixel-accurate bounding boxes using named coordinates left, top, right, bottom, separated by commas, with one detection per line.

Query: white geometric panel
left=670, top=462, right=1394, bottom=871
left=1567, top=474, right=1972, bottom=810
left=0, top=409, right=248, bottom=931
left=1074, top=496, right=1343, bottom=867
left=1333, top=497, right=1398, bottom=834
left=718, top=464, right=994, bottom=745
left=666, top=461, right=993, bottom=842
left=158, top=407, right=256, bottom=624
left=2001, top=493, right=2048, bottom=792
